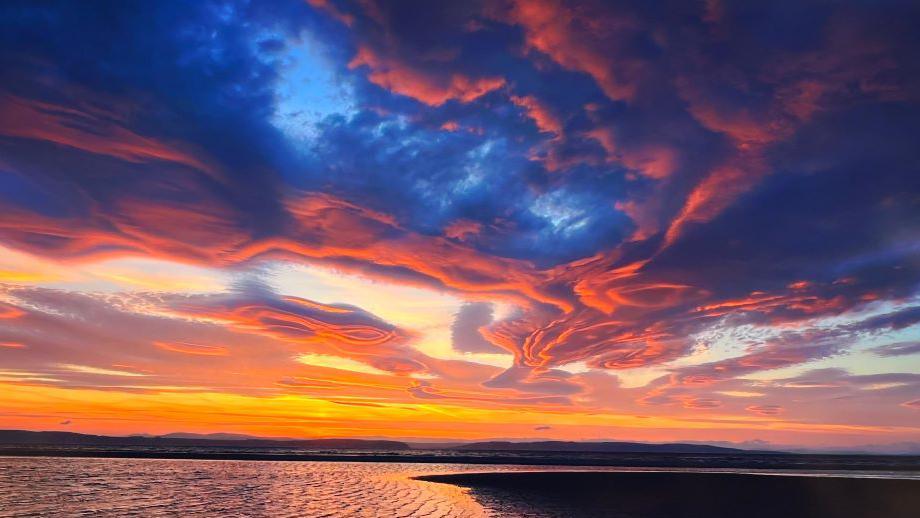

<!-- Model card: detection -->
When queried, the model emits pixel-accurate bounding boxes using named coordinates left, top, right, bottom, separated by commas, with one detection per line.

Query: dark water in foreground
left=0, top=457, right=917, bottom=517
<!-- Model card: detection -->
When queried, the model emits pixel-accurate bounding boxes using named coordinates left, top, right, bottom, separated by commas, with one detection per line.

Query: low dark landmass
left=1, top=430, right=751, bottom=454
left=1, top=430, right=919, bottom=472
left=417, top=471, right=920, bottom=518
left=0, top=430, right=408, bottom=450
left=456, top=440, right=752, bottom=454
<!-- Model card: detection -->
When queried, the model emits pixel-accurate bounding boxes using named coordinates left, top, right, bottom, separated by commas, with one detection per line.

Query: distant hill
left=0, top=430, right=776, bottom=454
left=0, top=430, right=410, bottom=450
left=454, top=440, right=757, bottom=454
left=160, top=432, right=284, bottom=441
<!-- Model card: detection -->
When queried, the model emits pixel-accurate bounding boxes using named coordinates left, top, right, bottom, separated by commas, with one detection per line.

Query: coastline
left=417, top=471, right=920, bottom=518
left=2, top=446, right=919, bottom=472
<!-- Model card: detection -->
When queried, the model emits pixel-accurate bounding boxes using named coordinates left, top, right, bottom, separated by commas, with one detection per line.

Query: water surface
left=0, top=457, right=916, bottom=517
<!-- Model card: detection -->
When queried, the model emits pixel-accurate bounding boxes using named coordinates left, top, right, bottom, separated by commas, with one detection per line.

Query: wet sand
left=417, top=471, right=920, bottom=518
left=0, top=457, right=490, bottom=517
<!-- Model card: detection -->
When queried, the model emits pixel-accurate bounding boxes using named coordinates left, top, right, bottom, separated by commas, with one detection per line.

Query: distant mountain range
left=0, top=430, right=759, bottom=454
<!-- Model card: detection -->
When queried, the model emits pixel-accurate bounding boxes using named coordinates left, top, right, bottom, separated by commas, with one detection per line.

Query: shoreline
left=416, top=471, right=920, bottom=517
left=2, top=447, right=919, bottom=472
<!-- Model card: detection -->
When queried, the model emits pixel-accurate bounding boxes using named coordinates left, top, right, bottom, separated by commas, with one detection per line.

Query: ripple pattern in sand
left=0, top=458, right=490, bottom=517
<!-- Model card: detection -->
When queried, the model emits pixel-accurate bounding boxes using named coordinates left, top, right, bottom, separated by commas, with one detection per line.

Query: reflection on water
left=0, top=458, right=493, bottom=517
left=0, top=457, right=917, bottom=517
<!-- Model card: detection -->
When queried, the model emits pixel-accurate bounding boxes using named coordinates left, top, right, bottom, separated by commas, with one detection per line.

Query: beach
left=419, top=471, right=920, bottom=517
left=1, top=456, right=918, bottom=517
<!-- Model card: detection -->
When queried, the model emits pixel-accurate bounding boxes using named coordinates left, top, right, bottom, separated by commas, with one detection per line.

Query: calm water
left=0, top=457, right=917, bottom=517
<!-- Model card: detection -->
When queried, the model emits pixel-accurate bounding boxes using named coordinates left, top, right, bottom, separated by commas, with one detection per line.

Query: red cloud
left=349, top=46, right=505, bottom=106
left=443, top=219, right=483, bottom=241
left=586, top=127, right=677, bottom=180
left=663, top=159, right=762, bottom=247
left=0, top=173, right=249, bottom=264
left=306, top=0, right=355, bottom=27
left=439, top=120, right=460, bottom=132
left=511, top=94, right=562, bottom=137
left=174, top=294, right=407, bottom=348
left=0, top=93, right=216, bottom=177
left=694, top=288, right=850, bottom=322
left=109, top=194, right=249, bottom=262
left=614, top=198, right=663, bottom=242
left=0, top=303, right=25, bottom=320
left=495, top=0, right=644, bottom=101
left=0, top=177, right=900, bottom=387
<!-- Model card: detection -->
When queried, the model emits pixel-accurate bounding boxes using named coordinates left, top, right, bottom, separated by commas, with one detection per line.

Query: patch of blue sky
left=530, top=189, right=590, bottom=237
left=267, top=31, right=356, bottom=144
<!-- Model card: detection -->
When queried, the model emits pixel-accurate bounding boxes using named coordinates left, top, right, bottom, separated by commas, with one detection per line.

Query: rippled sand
left=0, top=458, right=504, bottom=517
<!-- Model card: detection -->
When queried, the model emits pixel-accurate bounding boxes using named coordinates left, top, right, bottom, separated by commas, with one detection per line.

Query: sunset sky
left=0, top=0, right=918, bottom=449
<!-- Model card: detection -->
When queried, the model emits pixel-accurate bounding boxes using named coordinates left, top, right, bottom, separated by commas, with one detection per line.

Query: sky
left=0, top=0, right=918, bottom=450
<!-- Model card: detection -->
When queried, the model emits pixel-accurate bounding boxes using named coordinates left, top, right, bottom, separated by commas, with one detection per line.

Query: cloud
left=349, top=46, right=505, bottom=106
left=451, top=302, right=501, bottom=354
left=0, top=93, right=217, bottom=177
left=0, top=0, right=918, bottom=443
left=491, top=0, right=645, bottom=102
left=154, top=341, right=229, bottom=357
left=746, top=405, right=784, bottom=416
left=510, top=94, right=562, bottom=137
left=872, top=342, right=920, bottom=358
left=171, top=293, right=409, bottom=348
